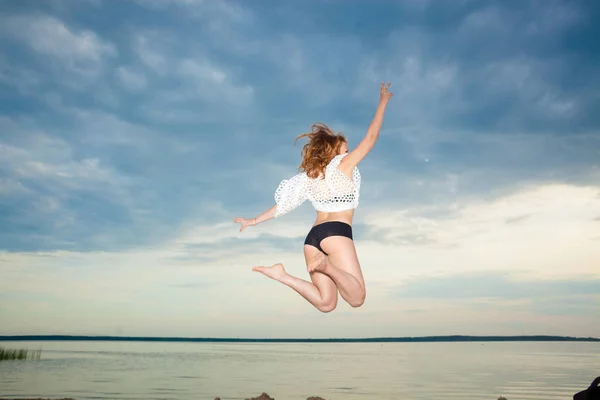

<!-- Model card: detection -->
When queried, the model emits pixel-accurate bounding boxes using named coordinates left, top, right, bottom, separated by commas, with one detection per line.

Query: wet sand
left=7, top=394, right=509, bottom=400
left=216, top=394, right=326, bottom=400
left=5, top=395, right=327, bottom=400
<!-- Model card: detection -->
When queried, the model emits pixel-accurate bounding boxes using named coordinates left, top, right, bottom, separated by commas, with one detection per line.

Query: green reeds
left=0, top=346, right=42, bottom=361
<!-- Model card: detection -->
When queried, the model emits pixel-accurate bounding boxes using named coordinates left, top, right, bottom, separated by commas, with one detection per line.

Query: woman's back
left=308, top=154, right=361, bottom=225
left=273, top=153, right=361, bottom=221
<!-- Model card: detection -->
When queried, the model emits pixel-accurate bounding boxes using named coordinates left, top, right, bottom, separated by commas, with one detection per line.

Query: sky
left=0, top=0, right=599, bottom=339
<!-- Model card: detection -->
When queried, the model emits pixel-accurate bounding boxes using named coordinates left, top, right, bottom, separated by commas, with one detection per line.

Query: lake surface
left=0, top=340, right=598, bottom=400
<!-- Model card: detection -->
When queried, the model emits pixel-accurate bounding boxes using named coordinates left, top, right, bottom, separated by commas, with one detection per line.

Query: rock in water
left=245, top=393, right=275, bottom=400
left=498, top=397, right=507, bottom=400
left=216, top=393, right=327, bottom=400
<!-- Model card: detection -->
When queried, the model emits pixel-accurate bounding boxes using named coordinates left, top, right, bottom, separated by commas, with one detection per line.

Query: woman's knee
left=348, top=289, right=366, bottom=308
left=317, top=299, right=337, bottom=313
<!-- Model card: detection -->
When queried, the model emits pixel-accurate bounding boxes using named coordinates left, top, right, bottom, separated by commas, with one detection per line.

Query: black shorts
left=304, top=221, right=353, bottom=255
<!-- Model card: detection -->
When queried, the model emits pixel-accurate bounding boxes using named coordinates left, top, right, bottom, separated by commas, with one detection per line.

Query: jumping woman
left=234, top=82, right=393, bottom=312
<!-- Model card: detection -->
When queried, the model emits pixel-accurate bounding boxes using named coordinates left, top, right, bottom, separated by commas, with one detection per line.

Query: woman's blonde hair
left=294, top=122, right=347, bottom=179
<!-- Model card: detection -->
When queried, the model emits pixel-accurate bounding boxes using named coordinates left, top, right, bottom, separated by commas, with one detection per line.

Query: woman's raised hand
left=380, top=82, right=393, bottom=103
left=234, top=217, right=257, bottom=232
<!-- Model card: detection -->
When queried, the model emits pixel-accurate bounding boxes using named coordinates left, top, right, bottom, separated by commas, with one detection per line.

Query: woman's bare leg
left=253, top=237, right=366, bottom=310
left=308, top=236, right=366, bottom=308
left=252, top=246, right=338, bottom=312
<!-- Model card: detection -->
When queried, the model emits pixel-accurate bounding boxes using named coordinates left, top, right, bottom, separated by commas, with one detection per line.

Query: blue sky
left=1, top=0, right=599, bottom=338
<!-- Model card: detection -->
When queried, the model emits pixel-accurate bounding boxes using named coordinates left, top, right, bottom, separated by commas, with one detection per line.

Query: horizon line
left=1, top=334, right=599, bottom=342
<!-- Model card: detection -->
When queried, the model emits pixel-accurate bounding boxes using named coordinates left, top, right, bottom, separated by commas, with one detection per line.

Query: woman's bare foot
left=252, top=263, right=289, bottom=282
left=307, top=252, right=327, bottom=273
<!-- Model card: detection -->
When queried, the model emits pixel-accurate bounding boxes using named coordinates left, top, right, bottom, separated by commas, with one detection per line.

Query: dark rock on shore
left=214, top=393, right=327, bottom=400
left=245, top=393, right=274, bottom=400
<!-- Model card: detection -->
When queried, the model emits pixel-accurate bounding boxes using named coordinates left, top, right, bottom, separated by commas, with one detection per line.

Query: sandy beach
left=3, top=395, right=326, bottom=400
left=4, top=395, right=512, bottom=400
left=216, top=394, right=326, bottom=400
left=6, top=395, right=327, bottom=400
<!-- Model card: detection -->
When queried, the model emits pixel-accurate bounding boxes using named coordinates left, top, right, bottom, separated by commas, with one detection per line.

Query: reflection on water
left=0, top=341, right=598, bottom=400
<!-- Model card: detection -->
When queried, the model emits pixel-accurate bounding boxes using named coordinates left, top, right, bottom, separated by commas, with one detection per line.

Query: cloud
left=134, top=0, right=253, bottom=22
left=0, top=111, right=221, bottom=252
left=1, top=1, right=597, bottom=256
left=125, top=27, right=256, bottom=125
left=133, top=0, right=204, bottom=10
left=353, top=183, right=600, bottom=292
left=389, top=271, right=600, bottom=319
left=332, top=0, right=597, bottom=142
left=505, top=214, right=532, bottom=224
left=0, top=56, right=44, bottom=96
left=132, top=30, right=170, bottom=75
left=3, top=14, right=117, bottom=76
left=115, top=66, right=147, bottom=92
left=394, top=272, right=600, bottom=300
left=176, top=58, right=254, bottom=105
left=0, top=162, right=131, bottom=251
left=1, top=0, right=599, bottom=337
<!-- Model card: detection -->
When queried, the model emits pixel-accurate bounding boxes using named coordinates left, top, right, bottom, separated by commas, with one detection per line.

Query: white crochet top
left=274, top=153, right=361, bottom=218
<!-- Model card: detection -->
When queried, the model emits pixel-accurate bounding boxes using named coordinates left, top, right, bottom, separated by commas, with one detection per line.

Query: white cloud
left=0, top=123, right=133, bottom=241
left=177, top=58, right=254, bottom=104
left=178, top=59, right=226, bottom=84
left=125, top=29, right=256, bottom=123
left=1, top=181, right=599, bottom=337
left=133, top=31, right=170, bottom=75
left=358, top=183, right=600, bottom=285
left=0, top=178, right=31, bottom=196
left=253, top=33, right=364, bottom=107
left=0, top=116, right=126, bottom=189
left=4, top=14, right=117, bottom=76
left=1, top=0, right=597, bottom=338
left=478, top=56, right=578, bottom=118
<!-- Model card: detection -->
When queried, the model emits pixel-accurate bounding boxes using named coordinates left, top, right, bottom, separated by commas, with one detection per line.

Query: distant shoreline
left=1, top=335, right=598, bottom=343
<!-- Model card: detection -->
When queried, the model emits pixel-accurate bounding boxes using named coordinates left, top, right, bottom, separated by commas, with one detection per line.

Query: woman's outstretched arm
left=338, top=82, right=393, bottom=174
left=234, top=171, right=308, bottom=232
left=234, top=205, right=277, bottom=232
left=255, top=205, right=277, bottom=225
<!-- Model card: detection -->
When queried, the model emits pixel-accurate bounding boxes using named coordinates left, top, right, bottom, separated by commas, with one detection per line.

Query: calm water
left=0, top=340, right=598, bottom=400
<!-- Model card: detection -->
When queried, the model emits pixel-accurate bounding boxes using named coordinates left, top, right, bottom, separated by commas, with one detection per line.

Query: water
left=0, top=340, right=598, bottom=400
